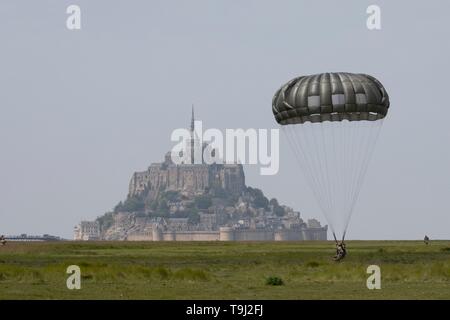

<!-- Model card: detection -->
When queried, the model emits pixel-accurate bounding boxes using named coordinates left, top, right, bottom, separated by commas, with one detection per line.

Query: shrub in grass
left=306, top=261, right=320, bottom=268
left=266, top=276, right=283, bottom=286
left=135, top=266, right=152, bottom=278
left=174, top=268, right=209, bottom=281
left=30, top=270, right=44, bottom=282
left=155, top=266, right=170, bottom=279
left=79, top=262, right=91, bottom=267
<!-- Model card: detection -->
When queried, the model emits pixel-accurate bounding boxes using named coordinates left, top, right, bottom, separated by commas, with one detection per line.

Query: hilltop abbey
left=75, top=108, right=327, bottom=241
left=128, top=107, right=245, bottom=199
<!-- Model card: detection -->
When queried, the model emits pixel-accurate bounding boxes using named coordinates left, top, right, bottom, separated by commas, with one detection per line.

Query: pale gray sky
left=0, top=0, right=449, bottom=239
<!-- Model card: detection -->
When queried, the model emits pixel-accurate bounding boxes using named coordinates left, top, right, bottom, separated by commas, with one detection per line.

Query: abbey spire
left=190, top=104, right=195, bottom=133
left=188, top=104, right=197, bottom=164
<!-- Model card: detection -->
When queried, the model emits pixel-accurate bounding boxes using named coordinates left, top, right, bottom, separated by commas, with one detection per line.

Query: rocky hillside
left=95, top=185, right=294, bottom=238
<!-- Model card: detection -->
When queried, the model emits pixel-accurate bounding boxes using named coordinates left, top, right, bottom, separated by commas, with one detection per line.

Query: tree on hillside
left=269, top=198, right=279, bottom=207
left=163, top=190, right=180, bottom=202
left=96, top=212, right=114, bottom=231
left=247, top=187, right=269, bottom=209
left=274, top=205, right=285, bottom=217
left=187, top=211, right=200, bottom=225
left=114, top=197, right=145, bottom=213
left=195, top=194, right=212, bottom=209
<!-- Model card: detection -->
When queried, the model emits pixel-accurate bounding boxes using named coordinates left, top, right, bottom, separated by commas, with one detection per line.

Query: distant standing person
left=424, top=235, right=430, bottom=245
left=0, top=235, right=6, bottom=246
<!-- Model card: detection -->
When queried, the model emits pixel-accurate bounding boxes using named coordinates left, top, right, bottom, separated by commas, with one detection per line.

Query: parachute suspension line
left=282, top=126, right=331, bottom=226
left=282, top=127, right=316, bottom=196
left=342, top=121, right=351, bottom=238
left=307, top=123, right=336, bottom=234
left=320, top=122, right=335, bottom=229
left=328, top=122, right=341, bottom=235
left=333, top=232, right=338, bottom=244
left=343, top=121, right=369, bottom=234
left=336, top=120, right=352, bottom=239
left=338, top=120, right=348, bottom=233
left=343, top=122, right=367, bottom=234
left=340, top=120, right=361, bottom=238
left=292, top=124, right=334, bottom=220
left=343, top=119, right=384, bottom=234
left=342, top=121, right=365, bottom=235
left=281, top=126, right=324, bottom=209
left=310, top=125, right=330, bottom=218
left=298, top=124, right=329, bottom=210
left=310, top=122, right=340, bottom=237
left=283, top=118, right=384, bottom=241
left=341, top=120, right=383, bottom=237
left=283, top=124, right=337, bottom=237
left=342, top=121, right=364, bottom=237
left=331, top=121, right=340, bottom=233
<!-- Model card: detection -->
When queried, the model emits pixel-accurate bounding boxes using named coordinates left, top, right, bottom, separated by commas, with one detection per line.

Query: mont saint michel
left=74, top=109, right=327, bottom=241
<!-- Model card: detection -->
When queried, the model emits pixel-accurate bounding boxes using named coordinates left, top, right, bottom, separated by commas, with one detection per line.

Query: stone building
left=87, top=210, right=327, bottom=241
left=74, top=221, right=100, bottom=240
left=128, top=108, right=245, bottom=199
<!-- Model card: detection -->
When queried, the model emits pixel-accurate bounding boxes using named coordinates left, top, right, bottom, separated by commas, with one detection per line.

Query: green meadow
left=0, top=241, right=449, bottom=299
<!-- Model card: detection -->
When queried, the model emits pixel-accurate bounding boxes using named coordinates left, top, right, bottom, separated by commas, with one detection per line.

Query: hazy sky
left=1, top=1, right=449, bottom=239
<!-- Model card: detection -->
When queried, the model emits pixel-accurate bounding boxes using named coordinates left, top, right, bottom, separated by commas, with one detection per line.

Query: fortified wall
left=125, top=225, right=328, bottom=241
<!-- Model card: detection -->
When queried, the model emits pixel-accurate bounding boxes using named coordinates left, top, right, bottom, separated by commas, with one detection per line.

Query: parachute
left=272, top=72, right=390, bottom=242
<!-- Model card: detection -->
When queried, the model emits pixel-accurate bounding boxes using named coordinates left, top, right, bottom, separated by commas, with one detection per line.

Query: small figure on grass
left=333, top=241, right=347, bottom=262
left=0, top=235, right=6, bottom=246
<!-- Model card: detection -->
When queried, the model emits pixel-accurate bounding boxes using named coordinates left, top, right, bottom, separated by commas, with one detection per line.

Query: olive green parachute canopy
left=274, top=72, right=390, bottom=241
left=272, top=72, right=390, bottom=124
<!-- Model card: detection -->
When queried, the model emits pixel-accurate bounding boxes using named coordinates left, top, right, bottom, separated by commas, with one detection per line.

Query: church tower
left=184, top=105, right=201, bottom=164
left=190, top=105, right=195, bottom=164
left=190, top=104, right=195, bottom=132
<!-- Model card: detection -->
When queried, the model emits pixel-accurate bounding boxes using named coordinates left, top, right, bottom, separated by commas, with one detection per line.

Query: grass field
left=0, top=241, right=449, bottom=299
